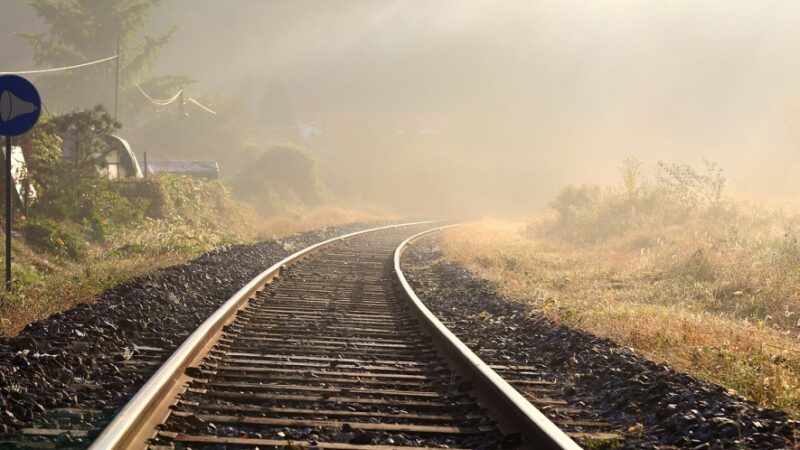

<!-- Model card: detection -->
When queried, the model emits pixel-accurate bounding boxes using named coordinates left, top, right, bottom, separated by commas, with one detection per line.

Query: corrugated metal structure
left=58, top=132, right=143, bottom=179
left=142, top=161, right=219, bottom=179
left=101, top=135, right=143, bottom=179
left=3, top=145, right=37, bottom=207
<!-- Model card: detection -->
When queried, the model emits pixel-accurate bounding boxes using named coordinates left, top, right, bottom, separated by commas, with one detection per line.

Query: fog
left=6, top=1, right=800, bottom=216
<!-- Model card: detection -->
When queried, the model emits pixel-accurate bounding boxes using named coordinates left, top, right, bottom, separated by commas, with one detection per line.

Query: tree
left=17, top=0, right=190, bottom=119
left=47, top=105, right=121, bottom=168
left=19, top=113, right=62, bottom=201
left=232, top=145, right=327, bottom=214
left=29, top=106, right=143, bottom=230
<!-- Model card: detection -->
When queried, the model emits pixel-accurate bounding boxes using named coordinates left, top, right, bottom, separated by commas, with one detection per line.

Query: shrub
left=656, top=160, right=726, bottom=209
left=531, top=159, right=727, bottom=243
left=23, top=105, right=146, bottom=241
left=46, top=105, right=120, bottom=167
left=22, top=219, right=87, bottom=259
left=232, top=145, right=327, bottom=214
left=80, top=182, right=145, bottom=224
left=21, top=114, right=63, bottom=197
left=33, top=176, right=146, bottom=241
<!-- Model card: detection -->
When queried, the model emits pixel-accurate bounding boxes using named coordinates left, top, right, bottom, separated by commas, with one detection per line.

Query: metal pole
left=5, top=135, right=12, bottom=291
left=114, top=36, right=120, bottom=120
left=178, top=89, right=185, bottom=120
left=23, top=178, right=28, bottom=217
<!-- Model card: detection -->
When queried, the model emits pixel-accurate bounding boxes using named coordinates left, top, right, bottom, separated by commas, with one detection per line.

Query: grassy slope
left=441, top=219, right=800, bottom=417
left=0, top=176, right=383, bottom=336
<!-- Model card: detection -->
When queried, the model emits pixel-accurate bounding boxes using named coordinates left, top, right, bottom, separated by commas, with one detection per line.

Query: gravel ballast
left=0, top=223, right=385, bottom=445
left=402, top=236, right=800, bottom=449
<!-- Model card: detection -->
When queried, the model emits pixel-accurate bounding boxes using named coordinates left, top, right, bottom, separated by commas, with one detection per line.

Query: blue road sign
left=0, top=75, right=41, bottom=136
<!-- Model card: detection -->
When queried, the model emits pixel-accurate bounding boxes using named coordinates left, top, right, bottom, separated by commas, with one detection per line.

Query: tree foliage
left=232, top=145, right=328, bottom=214
left=47, top=105, right=121, bottom=166
left=22, top=114, right=62, bottom=198
left=24, top=105, right=142, bottom=241
left=17, top=0, right=186, bottom=116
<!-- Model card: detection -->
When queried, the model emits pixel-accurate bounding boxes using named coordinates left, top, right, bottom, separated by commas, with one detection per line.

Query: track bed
left=149, top=228, right=504, bottom=449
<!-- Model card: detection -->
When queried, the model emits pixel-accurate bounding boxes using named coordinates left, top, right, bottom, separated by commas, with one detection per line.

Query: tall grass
left=442, top=159, right=800, bottom=416
left=530, top=159, right=800, bottom=333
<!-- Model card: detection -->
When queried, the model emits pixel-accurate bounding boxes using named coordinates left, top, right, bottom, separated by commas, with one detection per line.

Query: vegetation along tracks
left=24, top=223, right=612, bottom=449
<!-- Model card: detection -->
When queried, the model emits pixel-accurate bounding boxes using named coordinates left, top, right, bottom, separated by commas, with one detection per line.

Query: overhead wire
left=0, top=54, right=216, bottom=116
left=186, top=98, right=216, bottom=115
left=0, top=55, right=118, bottom=75
left=134, top=83, right=183, bottom=106
left=135, top=83, right=216, bottom=115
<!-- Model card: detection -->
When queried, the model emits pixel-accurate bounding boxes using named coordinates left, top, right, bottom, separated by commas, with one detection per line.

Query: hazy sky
left=4, top=1, right=800, bottom=213
left=147, top=1, right=800, bottom=203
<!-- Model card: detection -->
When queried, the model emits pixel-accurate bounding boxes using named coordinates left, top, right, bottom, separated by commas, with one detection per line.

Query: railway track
left=29, top=223, right=586, bottom=449
left=397, top=227, right=623, bottom=448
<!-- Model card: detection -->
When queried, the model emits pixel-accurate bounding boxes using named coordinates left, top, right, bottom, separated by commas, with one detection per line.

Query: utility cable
left=1, top=55, right=217, bottom=116
left=135, top=83, right=216, bottom=115
left=134, top=83, right=183, bottom=106
left=186, top=97, right=216, bottom=115
left=0, top=55, right=118, bottom=75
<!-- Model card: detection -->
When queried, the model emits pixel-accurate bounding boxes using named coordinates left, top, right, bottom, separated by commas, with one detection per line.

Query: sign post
left=0, top=75, right=42, bottom=290
left=4, top=135, right=10, bottom=291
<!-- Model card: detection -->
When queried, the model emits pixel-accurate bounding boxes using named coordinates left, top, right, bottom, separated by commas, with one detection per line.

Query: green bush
left=80, top=183, right=145, bottom=233
left=33, top=176, right=146, bottom=241
left=22, top=219, right=87, bottom=259
left=22, top=106, right=146, bottom=241
left=22, top=114, right=63, bottom=196
left=86, top=212, right=114, bottom=241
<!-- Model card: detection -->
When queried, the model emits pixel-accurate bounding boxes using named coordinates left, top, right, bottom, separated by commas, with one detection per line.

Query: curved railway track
left=397, top=228, right=622, bottom=448
left=82, top=223, right=581, bottom=449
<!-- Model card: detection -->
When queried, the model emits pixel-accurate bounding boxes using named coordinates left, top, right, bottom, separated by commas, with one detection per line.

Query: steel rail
left=90, top=221, right=433, bottom=450
left=393, top=225, right=581, bottom=450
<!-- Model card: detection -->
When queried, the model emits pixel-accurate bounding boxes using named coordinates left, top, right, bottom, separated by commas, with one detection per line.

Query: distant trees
left=17, top=0, right=190, bottom=118
left=232, top=145, right=328, bottom=214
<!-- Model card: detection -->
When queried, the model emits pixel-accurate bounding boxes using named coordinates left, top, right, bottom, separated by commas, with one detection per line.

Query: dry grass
left=0, top=204, right=387, bottom=336
left=441, top=219, right=800, bottom=416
